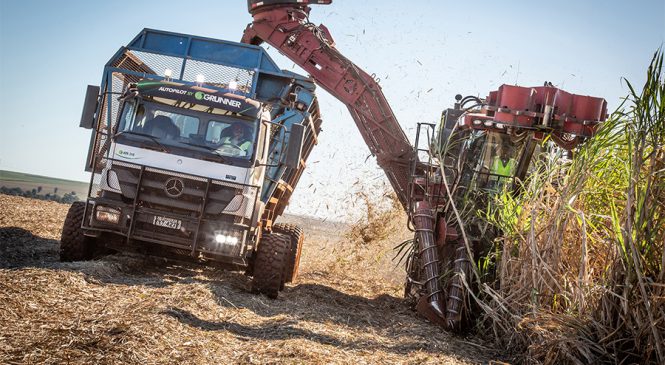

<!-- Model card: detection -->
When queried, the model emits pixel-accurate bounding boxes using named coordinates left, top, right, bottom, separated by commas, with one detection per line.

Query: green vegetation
left=477, top=51, right=665, bottom=364
left=0, top=170, right=88, bottom=204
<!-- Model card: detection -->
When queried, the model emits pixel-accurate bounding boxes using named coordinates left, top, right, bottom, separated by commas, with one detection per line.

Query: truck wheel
left=60, top=202, right=96, bottom=262
left=273, top=223, right=304, bottom=284
left=251, top=233, right=289, bottom=299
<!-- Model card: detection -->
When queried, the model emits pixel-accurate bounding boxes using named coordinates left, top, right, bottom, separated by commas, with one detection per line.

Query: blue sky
left=1, top=0, right=663, bottom=219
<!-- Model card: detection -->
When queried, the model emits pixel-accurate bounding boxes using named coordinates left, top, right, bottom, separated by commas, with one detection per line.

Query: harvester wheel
left=251, top=233, right=289, bottom=299
left=60, top=202, right=97, bottom=262
left=273, top=223, right=304, bottom=284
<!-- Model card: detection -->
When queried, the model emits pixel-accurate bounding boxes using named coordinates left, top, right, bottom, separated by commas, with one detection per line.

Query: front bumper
left=83, top=161, right=261, bottom=266
left=86, top=198, right=251, bottom=266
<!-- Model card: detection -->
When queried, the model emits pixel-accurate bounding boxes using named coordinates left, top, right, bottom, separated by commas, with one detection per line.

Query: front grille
left=140, top=169, right=209, bottom=214
left=111, top=163, right=241, bottom=216
left=112, top=162, right=258, bottom=220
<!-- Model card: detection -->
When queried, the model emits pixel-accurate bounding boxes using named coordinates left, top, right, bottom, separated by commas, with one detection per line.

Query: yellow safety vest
left=490, top=157, right=516, bottom=178
left=221, top=137, right=251, bottom=151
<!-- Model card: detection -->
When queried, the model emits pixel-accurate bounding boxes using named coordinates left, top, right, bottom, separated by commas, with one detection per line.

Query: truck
left=241, top=0, right=607, bottom=330
left=60, top=29, right=324, bottom=298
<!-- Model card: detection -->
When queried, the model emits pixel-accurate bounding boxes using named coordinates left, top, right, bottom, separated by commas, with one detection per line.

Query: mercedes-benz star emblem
left=164, top=177, right=185, bottom=198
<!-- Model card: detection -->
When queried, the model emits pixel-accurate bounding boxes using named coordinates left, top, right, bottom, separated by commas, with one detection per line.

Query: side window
left=118, top=102, right=135, bottom=132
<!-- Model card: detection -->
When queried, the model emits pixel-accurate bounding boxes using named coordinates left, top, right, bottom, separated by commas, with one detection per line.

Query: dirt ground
left=0, top=195, right=499, bottom=364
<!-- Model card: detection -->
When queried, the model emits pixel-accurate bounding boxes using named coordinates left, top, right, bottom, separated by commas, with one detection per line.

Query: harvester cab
left=434, top=84, right=607, bottom=195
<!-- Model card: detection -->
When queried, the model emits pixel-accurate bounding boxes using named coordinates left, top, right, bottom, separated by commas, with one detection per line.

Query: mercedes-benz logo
left=164, top=177, right=185, bottom=198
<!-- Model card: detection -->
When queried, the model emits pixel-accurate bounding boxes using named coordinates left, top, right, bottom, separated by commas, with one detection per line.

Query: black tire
left=273, top=223, right=304, bottom=284
left=251, top=233, right=289, bottom=299
left=60, top=202, right=97, bottom=262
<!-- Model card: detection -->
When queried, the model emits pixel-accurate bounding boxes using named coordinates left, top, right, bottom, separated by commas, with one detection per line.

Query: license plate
left=153, top=215, right=182, bottom=230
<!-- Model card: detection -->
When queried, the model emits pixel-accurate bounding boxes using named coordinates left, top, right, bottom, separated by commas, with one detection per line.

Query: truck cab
left=92, top=80, right=274, bottom=267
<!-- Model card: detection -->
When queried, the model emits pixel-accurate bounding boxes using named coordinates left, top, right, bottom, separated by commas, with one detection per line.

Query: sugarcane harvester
left=242, top=0, right=608, bottom=330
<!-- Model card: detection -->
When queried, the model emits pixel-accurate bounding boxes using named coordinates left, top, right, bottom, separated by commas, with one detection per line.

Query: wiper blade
left=178, top=141, right=211, bottom=150
left=115, top=130, right=169, bottom=153
left=178, top=141, right=227, bottom=162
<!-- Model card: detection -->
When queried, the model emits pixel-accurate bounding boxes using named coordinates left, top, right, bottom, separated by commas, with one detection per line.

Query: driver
left=219, top=122, right=252, bottom=152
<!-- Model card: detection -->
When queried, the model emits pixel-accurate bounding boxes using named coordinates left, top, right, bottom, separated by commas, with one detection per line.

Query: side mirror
left=284, top=123, right=305, bottom=169
left=80, top=85, right=100, bottom=129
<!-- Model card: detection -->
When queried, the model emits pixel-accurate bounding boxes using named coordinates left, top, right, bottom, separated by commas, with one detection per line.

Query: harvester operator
left=488, top=148, right=516, bottom=190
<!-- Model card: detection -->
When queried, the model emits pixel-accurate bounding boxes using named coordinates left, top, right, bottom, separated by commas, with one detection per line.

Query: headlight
left=213, top=230, right=242, bottom=246
left=95, top=206, right=121, bottom=224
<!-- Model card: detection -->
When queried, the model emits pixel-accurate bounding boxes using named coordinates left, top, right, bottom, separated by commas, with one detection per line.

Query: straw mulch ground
left=0, top=195, right=497, bottom=364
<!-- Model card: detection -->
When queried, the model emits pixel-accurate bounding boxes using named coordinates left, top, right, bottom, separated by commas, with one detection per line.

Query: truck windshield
left=117, top=101, right=258, bottom=161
